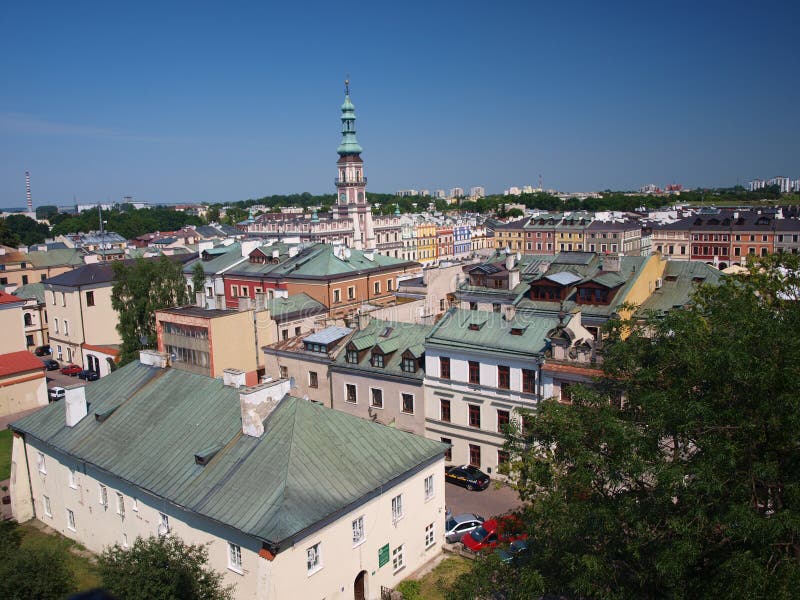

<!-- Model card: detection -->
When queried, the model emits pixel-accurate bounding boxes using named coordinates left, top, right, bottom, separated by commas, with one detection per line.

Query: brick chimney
left=240, top=379, right=292, bottom=437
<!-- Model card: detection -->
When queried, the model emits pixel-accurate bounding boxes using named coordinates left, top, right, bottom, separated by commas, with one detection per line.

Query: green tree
left=98, top=535, right=234, bottom=600
left=0, top=218, right=21, bottom=247
left=191, top=261, right=206, bottom=297
left=0, top=520, right=75, bottom=599
left=450, top=254, right=800, bottom=599
left=35, top=205, right=59, bottom=220
left=112, top=257, right=191, bottom=365
left=5, top=214, right=50, bottom=246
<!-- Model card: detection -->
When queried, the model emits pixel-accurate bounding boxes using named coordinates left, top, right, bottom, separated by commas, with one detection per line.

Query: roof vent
left=94, top=406, right=118, bottom=422
left=194, top=444, right=223, bottom=465
left=468, top=322, right=484, bottom=331
left=510, top=327, right=526, bottom=336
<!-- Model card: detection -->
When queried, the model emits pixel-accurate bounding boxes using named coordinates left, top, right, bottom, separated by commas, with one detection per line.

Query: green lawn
left=18, top=520, right=101, bottom=590
left=0, top=428, right=12, bottom=480
left=400, top=556, right=471, bottom=600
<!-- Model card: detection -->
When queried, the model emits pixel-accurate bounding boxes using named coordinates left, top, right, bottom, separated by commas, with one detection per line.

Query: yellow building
left=415, top=223, right=438, bottom=264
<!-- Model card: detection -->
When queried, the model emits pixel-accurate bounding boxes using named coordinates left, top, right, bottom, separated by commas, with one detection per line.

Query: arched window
left=24, top=313, right=33, bottom=326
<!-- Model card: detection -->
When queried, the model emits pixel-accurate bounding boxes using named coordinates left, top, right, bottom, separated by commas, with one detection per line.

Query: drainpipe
left=77, top=285, right=87, bottom=369
left=19, top=432, right=37, bottom=519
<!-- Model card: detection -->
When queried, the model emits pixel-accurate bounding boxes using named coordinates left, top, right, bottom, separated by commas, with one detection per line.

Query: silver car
left=48, top=386, right=65, bottom=403
left=445, top=513, right=484, bottom=543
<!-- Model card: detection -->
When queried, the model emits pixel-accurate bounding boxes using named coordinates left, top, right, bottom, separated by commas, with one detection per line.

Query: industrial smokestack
left=25, top=171, right=32, bottom=213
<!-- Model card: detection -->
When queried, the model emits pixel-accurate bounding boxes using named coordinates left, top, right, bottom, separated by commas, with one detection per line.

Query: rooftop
left=0, top=350, right=46, bottom=376
left=334, top=320, right=431, bottom=378
left=11, top=362, right=445, bottom=549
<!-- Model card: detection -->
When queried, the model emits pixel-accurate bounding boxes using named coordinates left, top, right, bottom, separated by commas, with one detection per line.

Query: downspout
left=77, top=285, right=87, bottom=368
left=19, top=432, right=37, bottom=519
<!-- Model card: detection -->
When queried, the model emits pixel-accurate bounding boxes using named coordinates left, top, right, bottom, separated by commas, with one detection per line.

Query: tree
left=5, top=214, right=50, bottom=245
left=450, top=254, right=800, bottom=599
left=98, top=535, right=234, bottom=600
left=112, top=257, right=190, bottom=365
left=0, top=520, right=75, bottom=599
left=0, top=218, right=21, bottom=247
left=191, top=262, right=206, bottom=298
left=35, top=205, right=59, bottom=220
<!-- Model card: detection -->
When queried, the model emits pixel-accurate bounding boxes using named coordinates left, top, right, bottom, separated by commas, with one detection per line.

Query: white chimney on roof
left=288, top=246, right=299, bottom=257
left=65, top=385, right=88, bottom=427
left=139, top=349, right=169, bottom=368
left=240, top=378, right=292, bottom=437
left=240, top=239, right=260, bottom=258
left=223, top=368, right=247, bottom=389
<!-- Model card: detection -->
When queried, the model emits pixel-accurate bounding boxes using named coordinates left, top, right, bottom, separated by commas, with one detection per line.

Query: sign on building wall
left=378, top=543, right=390, bottom=567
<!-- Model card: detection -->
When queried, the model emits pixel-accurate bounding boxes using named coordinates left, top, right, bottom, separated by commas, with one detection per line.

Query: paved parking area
left=445, top=480, right=524, bottom=519
left=46, top=371, right=87, bottom=388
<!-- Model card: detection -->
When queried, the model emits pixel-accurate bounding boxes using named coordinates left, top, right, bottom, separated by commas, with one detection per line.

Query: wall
left=209, top=311, right=259, bottom=376
left=0, top=302, right=26, bottom=353
left=618, top=253, right=666, bottom=320
left=262, top=351, right=333, bottom=405
left=0, top=371, right=47, bottom=416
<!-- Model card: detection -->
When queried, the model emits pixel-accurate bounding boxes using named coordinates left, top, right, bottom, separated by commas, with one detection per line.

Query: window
left=42, top=495, right=52, bottom=517
left=294, top=326, right=301, bottom=336
left=333, top=289, right=341, bottom=303
left=347, top=286, right=355, bottom=300
left=281, top=329, right=288, bottom=341
left=424, top=474, right=434, bottom=501
left=309, top=371, right=318, bottom=388
left=346, top=349, right=358, bottom=364
left=497, top=409, right=510, bottom=432
left=392, top=544, right=405, bottom=572
left=307, top=542, right=322, bottom=575
left=388, top=279, right=394, bottom=292
left=374, top=281, right=381, bottom=294
left=370, top=387, right=383, bottom=408
left=99, top=484, right=108, bottom=509
left=440, top=298, right=446, bottom=311
left=231, top=285, right=239, bottom=297
left=53, top=318, right=59, bottom=334
left=372, top=351, right=384, bottom=368
left=159, top=512, right=170, bottom=535
left=522, top=369, right=536, bottom=393
left=468, top=361, right=480, bottom=384
left=241, top=286, right=249, bottom=297
left=228, top=543, right=243, bottom=573
left=69, top=469, right=77, bottom=489
left=391, top=494, right=404, bottom=521
left=64, top=320, right=69, bottom=335
left=425, top=523, right=435, bottom=548
left=352, top=516, right=365, bottom=546
left=401, top=393, right=414, bottom=414
left=439, top=357, right=450, bottom=379
left=441, top=437, right=452, bottom=461
left=61, top=292, right=66, bottom=307
left=279, top=366, right=288, bottom=379
left=116, top=492, right=125, bottom=517
left=440, top=399, right=451, bottom=422
left=468, top=404, right=481, bottom=428
left=346, top=383, right=357, bottom=404
left=469, top=444, right=481, bottom=468
left=560, top=383, right=573, bottom=404
left=497, top=365, right=510, bottom=389
left=401, top=356, right=416, bottom=373
left=86, top=291, right=95, bottom=307
left=37, top=451, right=46, bottom=474
left=132, top=498, right=138, bottom=512
left=67, top=509, right=76, bottom=531
left=498, top=450, right=510, bottom=466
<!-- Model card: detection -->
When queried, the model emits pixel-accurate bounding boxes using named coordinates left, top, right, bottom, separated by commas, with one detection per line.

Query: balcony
left=335, top=177, right=367, bottom=187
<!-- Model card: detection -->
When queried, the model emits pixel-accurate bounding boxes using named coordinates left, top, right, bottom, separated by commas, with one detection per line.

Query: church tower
left=334, top=80, right=375, bottom=250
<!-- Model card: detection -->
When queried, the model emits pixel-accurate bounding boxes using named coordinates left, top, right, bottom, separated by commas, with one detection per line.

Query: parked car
left=461, top=515, right=527, bottom=552
left=496, top=539, right=528, bottom=564
left=445, top=513, right=485, bottom=543
left=48, top=387, right=66, bottom=403
left=41, top=359, right=59, bottom=371
left=34, top=345, right=51, bottom=356
left=77, top=369, right=99, bottom=381
left=445, top=465, right=491, bottom=491
left=60, top=364, right=82, bottom=376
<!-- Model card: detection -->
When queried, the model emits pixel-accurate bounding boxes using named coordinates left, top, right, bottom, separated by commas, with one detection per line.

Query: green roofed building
left=9, top=352, right=447, bottom=600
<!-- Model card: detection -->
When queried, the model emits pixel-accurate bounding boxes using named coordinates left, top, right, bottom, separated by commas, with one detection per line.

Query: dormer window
left=401, top=356, right=417, bottom=373
left=346, top=347, right=358, bottom=364
left=510, top=327, right=526, bottom=336
left=371, top=351, right=385, bottom=368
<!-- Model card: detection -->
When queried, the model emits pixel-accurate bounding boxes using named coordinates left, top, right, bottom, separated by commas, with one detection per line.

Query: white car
left=445, top=513, right=484, bottom=543
left=48, top=386, right=65, bottom=403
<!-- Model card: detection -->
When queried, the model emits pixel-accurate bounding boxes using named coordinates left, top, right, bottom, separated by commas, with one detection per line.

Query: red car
left=60, top=364, right=82, bottom=376
left=461, top=515, right=527, bottom=552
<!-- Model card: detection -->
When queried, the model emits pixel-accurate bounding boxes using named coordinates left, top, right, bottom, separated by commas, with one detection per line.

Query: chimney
left=65, top=385, right=88, bottom=427
left=195, top=291, right=205, bottom=308
left=240, top=239, right=260, bottom=258
left=139, top=349, right=169, bottom=368
left=198, top=240, right=214, bottom=253
left=83, top=253, right=100, bottom=265
left=364, top=249, right=375, bottom=261
left=223, top=368, right=247, bottom=388
left=537, top=261, right=549, bottom=274
left=505, top=251, right=515, bottom=271
left=272, top=249, right=279, bottom=259
left=288, top=246, right=299, bottom=257
left=240, top=378, right=292, bottom=437
left=603, top=253, right=621, bottom=272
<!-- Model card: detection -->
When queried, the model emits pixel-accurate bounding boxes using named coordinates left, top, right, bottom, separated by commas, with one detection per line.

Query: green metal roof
left=426, top=308, right=558, bottom=358
left=264, top=293, right=326, bottom=320
left=11, top=362, right=445, bottom=548
left=638, top=260, right=723, bottom=314
left=182, top=244, right=245, bottom=275
left=334, top=319, right=432, bottom=379
left=27, top=248, right=86, bottom=268
left=14, top=282, right=45, bottom=303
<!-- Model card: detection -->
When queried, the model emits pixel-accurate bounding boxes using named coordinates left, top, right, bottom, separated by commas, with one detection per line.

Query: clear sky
left=0, top=0, right=798, bottom=207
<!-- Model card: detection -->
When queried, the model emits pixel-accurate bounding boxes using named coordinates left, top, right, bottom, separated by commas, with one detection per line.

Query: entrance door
left=354, top=570, right=367, bottom=600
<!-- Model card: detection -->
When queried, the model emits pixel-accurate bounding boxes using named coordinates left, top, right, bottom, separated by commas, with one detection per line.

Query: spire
left=337, top=78, right=363, bottom=156
left=395, top=203, right=401, bottom=216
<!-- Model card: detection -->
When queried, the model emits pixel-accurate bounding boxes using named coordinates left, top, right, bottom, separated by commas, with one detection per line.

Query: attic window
left=692, top=276, right=705, bottom=283
left=510, top=327, right=526, bottom=336
left=468, top=322, right=484, bottom=331
left=665, top=275, right=678, bottom=282
left=371, top=351, right=385, bottom=368
left=380, top=326, right=393, bottom=338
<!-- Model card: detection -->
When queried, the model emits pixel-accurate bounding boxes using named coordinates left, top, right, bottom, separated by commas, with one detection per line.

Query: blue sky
left=0, top=0, right=797, bottom=207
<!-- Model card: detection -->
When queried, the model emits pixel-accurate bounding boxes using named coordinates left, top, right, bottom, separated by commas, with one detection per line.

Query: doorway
left=354, top=570, right=367, bottom=600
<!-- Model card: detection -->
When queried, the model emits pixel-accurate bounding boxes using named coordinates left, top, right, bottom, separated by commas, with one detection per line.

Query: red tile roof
left=0, top=351, right=45, bottom=377
left=0, top=291, right=24, bottom=304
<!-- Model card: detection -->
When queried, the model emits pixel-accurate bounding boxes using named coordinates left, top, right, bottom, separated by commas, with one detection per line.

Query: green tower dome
left=337, top=83, right=363, bottom=156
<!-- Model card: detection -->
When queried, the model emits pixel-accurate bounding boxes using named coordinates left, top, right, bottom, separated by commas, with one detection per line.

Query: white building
left=10, top=353, right=447, bottom=600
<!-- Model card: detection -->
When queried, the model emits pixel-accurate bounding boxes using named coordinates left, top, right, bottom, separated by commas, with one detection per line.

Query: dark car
left=42, top=359, right=59, bottom=371
left=34, top=345, right=51, bottom=356
left=77, top=370, right=99, bottom=381
left=445, top=465, right=490, bottom=491
left=60, top=364, right=82, bottom=376
left=496, top=539, right=528, bottom=564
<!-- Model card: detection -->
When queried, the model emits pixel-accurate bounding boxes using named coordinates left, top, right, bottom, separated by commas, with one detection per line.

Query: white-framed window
left=228, top=542, right=243, bottom=573
left=56, top=345, right=63, bottom=360
left=53, top=318, right=59, bottom=334
left=347, top=286, right=355, bottom=300
left=374, top=281, right=381, bottom=295
left=352, top=515, right=365, bottom=546
left=370, top=387, right=383, bottom=409
left=424, top=474, right=434, bottom=501
left=425, top=522, right=435, bottom=548
left=42, top=494, right=52, bottom=517
left=64, top=320, right=69, bottom=335
left=68, top=469, right=77, bottom=489
left=392, top=544, right=405, bottom=572
left=391, top=494, right=403, bottom=522
left=159, top=512, right=170, bottom=535
left=99, top=484, right=108, bottom=508
left=345, top=383, right=357, bottom=404
left=123, top=533, right=129, bottom=548
left=37, top=452, right=46, bottom=474
left=306, top=542, right=322, bottom=575
left=309, top=371, right=318, bottom=388
left=116, top=492, right=125, bottom=517
left=333, top=289, right=341, bottom=303
left=131, top=497, right=139, bottom=512
left=66, top=508, right=76, bottom=531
